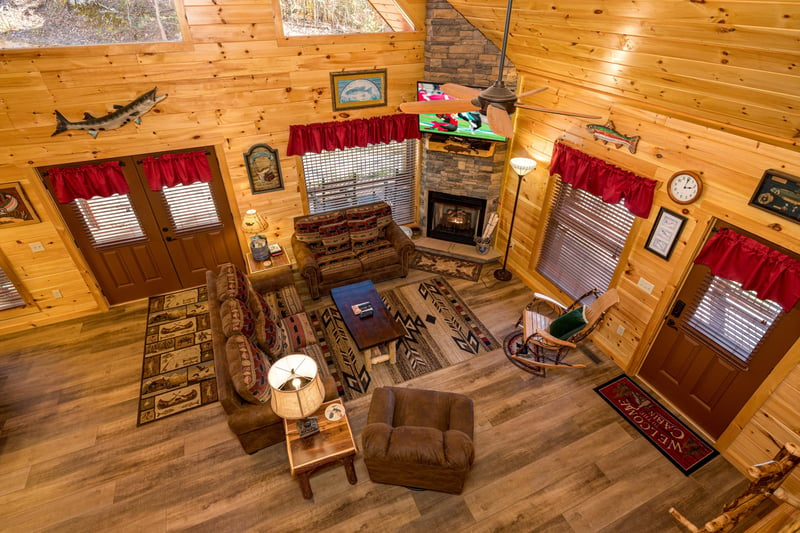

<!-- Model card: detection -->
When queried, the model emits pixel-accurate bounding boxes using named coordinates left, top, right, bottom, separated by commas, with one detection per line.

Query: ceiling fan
left=399, top=0, right=601, bottom=138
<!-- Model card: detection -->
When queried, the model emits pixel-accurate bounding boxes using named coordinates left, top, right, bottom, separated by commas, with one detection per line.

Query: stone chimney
left=418, top=0, right=515, bottom=237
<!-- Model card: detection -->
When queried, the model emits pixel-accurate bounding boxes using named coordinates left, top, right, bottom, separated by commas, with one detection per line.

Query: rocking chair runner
left=503, top=288, right=619, bottom=376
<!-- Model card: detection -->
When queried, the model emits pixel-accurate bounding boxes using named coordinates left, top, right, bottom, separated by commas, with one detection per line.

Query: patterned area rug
left=137, top=286, right=217, bottom=425
left=308, top=277, right=500, bottom=401
left=411, top=250, right=483, bottom=281
left=594, top=375, right=718, bottom=475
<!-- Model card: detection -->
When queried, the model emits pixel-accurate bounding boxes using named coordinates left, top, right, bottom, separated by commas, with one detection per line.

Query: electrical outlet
left=29, top=242, right=45, bottom=252
left=52, top=289, right=63, bottom=299
left=637, top=277, right=655, bottom=295
left=616, top=325, right=625, bottom=336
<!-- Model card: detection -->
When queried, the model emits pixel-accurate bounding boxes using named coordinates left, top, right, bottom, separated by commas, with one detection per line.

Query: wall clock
left=667, top=171, right=703, bottom=204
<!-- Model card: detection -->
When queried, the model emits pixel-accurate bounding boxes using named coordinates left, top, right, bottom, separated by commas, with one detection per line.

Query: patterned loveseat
left=290, top=201, right=415, bottom=299
left=206, top=263, right=337, bottom=454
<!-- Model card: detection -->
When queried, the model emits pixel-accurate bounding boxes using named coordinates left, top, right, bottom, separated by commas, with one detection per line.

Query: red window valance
left=286, top=114, right=421, bottom=156
left=550, top=142, right=657, bottom=218
left=694, top=228, right=800, bottom=312
left=48, top=161, right=129, bottom=203
left=141, top=150, right=212, bottom=190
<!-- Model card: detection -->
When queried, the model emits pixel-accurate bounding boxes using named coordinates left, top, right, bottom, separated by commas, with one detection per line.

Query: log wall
left=0, top=0, right=426, bottom=333
left=501, top=72, right=800, bottom=493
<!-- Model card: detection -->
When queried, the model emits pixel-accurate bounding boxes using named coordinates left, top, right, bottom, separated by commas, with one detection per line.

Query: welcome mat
left=309, top=277, right=499, bottom=401
left=137, top=286, right=217, bottom=425
left=594, top=375, right=717, bottom=475
left=411, top=250, right=483, bottom=282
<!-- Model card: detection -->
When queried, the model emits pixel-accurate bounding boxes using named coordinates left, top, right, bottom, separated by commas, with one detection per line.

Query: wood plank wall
left=500, top=72, right=800, bottom=494
left=0, top=0, right=426, bottom=333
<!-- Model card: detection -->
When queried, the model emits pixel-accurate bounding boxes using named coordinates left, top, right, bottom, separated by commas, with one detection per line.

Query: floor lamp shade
left=510, top=157, right=537, bottom=177
left=267, top=354, right=324, bottom=419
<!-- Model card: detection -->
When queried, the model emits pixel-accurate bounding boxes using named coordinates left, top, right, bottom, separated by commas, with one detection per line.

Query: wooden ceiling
left=444, top=0, right=800, bottom=152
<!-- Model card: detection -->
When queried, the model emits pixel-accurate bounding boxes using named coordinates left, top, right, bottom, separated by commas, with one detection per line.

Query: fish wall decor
left=586, top=120, right=640, bottom=154
left=52, top=87, right=167, bottom=138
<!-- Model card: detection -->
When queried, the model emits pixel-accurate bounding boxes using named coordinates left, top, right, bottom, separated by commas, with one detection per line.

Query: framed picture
left=645, top=207, right=687, bottom=260
left=330, top=69, right=387, bottom=111
left=243, top=144, right=284, bottom=194
left=749, top=168, right=800, bottom=224
left=0, top=182, right=40, bottom=227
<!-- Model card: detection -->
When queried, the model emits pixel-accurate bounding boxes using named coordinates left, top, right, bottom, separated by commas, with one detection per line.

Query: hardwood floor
left=0, top=267, right=764, bottom=532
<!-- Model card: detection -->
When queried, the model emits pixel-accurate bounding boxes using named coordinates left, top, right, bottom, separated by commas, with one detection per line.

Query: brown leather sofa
left=207, top=263, right=337, bottom=454
left=361, top=386, right=475, bottom=494
left=291, top=201, right=415, bottom=299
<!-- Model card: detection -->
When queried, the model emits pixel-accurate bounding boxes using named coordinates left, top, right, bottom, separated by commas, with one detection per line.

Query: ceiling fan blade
left=516, top=87, right=548, bottom=99
left=440, top=83, right=481, bottom=100
left=515, top=103, right=602, bottom=120
left=400, top=99, right=479, bottom=114
left=487, top=105, right=515, bottom=138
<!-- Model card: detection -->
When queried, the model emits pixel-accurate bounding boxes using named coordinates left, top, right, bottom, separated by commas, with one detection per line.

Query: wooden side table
left=283, top=399, right=357, bottom=500
left=246, top=250, right=291, bottom=274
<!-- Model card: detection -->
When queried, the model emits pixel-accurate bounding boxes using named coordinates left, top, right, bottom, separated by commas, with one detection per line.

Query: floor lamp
left=494, top=157, right=538, bottom=281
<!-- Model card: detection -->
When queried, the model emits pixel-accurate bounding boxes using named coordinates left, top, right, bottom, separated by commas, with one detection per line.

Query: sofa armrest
left=447, top=395, right=475, bottom=439
left=248, top=267, right=295, bottom=294
left=384, top=223, right=415, bottom=273
left=362, top=422, right=393, bottom=458
left=366, top=386, right=397, bottom=425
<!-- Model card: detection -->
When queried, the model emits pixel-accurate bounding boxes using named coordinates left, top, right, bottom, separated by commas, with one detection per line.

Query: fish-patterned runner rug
left=137, top=286, right=217, bottom=425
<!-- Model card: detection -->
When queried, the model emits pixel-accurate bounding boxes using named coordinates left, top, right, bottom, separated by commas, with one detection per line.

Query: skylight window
left=278, top=0, right=413, bottom=36
left=0, top=0, right=182, bottom=49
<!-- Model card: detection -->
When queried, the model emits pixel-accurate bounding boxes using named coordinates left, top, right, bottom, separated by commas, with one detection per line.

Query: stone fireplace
left=417, top=0, right=516, bottom=243
left=426, top=191, right=487, bottom=245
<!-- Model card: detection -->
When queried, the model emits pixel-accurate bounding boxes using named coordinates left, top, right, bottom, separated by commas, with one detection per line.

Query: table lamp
left=241, top=209, right=270, bottom=261
left=268, top=353, right=325, bottom=438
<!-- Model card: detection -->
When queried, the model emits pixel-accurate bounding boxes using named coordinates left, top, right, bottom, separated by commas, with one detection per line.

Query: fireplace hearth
left=426, top=191, right=487, bottom=245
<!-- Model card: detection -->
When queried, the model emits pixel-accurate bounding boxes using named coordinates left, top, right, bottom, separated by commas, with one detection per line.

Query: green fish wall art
left=586, top=120, right=640, bottom=154
left=52, top=87, right=167, bottom=138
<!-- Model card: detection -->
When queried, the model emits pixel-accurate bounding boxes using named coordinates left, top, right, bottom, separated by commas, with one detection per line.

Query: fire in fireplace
left=426, top=191, right=487, bottom=245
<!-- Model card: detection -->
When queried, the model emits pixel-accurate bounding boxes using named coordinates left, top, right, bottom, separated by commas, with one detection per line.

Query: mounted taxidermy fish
left=586, top=120, right=640, bottom=154
left=51, top=87, right=167, bottom=138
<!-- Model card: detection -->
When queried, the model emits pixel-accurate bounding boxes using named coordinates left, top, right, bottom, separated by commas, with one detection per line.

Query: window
left=0, top=265, right=25, bottom=311
left=537, top=179, right=636, bottom=299
left=301, top=139, right=417, bottom=224
left=159, top=182, right=221, bottom=234
left=278, top=0, right=413, bottom=36
left=72, top=194, right=146, bottom=248
left=686, top=273, right=783, bottom=365
left=1, top=0, right=182, bottom=49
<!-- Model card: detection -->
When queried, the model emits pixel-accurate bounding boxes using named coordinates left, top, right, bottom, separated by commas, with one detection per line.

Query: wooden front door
left=41, top=148, right=244, bottom=305
left=639, top=222, right=800, bottom=439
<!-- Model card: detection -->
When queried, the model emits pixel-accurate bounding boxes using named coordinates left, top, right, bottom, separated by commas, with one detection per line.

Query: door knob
left=165, top=236, right=174, bottom=242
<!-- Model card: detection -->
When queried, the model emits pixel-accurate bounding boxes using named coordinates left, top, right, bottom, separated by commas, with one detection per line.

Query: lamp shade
left=241, top=209, right=268, bottom=235
left=510, top=157, right=537, bottom=177
left=268, top=354, right=324, bottom=419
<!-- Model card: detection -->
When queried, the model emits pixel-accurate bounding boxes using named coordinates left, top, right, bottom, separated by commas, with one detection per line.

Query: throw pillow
left=294, top=212, right=346, bottom=245
left=225, top=334, right=271, bottom=404
left=280, top=312, right=317, bottom=351
left=348, top=216, right=381, bottom=252
left=548, top=307, right=587, bottom=340
left=246, top=289, right=284, bottom=360
left=216, top=263, right=251, bottom=303
left=220, top=297, right=258, bottom=339
left=345, top=202, right=393, bottom=229
left=319, top=220, right=351, bottom=255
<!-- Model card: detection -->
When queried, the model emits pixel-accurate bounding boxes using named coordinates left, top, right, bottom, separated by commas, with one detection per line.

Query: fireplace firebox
left=426, top=191, right=487, bottom=245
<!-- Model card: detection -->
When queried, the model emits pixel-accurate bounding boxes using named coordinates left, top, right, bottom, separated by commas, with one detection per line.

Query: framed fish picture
left=330, top=69, right=387, bottom=111
left=0, top=182, right=41, bottom=228
left=749, top=169, right=800, bottom=224
left=244, top=144, right=284, bottom=194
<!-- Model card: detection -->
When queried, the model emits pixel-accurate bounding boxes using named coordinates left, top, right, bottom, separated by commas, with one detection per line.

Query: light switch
left=637, top=277, right=654, bottom=294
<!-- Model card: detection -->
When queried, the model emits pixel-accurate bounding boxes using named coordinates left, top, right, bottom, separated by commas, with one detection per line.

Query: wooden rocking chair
left=503, top=288, right=619, bottom=376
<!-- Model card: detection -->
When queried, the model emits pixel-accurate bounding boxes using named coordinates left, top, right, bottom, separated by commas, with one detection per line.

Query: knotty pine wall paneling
left=499, top=72, right=800, bottom=491
left=0, top=0, right=427, bottom=334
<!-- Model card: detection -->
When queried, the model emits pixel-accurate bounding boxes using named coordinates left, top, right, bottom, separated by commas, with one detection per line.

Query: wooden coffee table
left=330, top=280, right=407, bottom=371
left=284, top=399, right=357, bottom=500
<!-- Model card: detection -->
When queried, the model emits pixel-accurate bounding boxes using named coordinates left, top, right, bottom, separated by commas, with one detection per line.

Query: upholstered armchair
left=361, top=386, right=475, bottom=494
